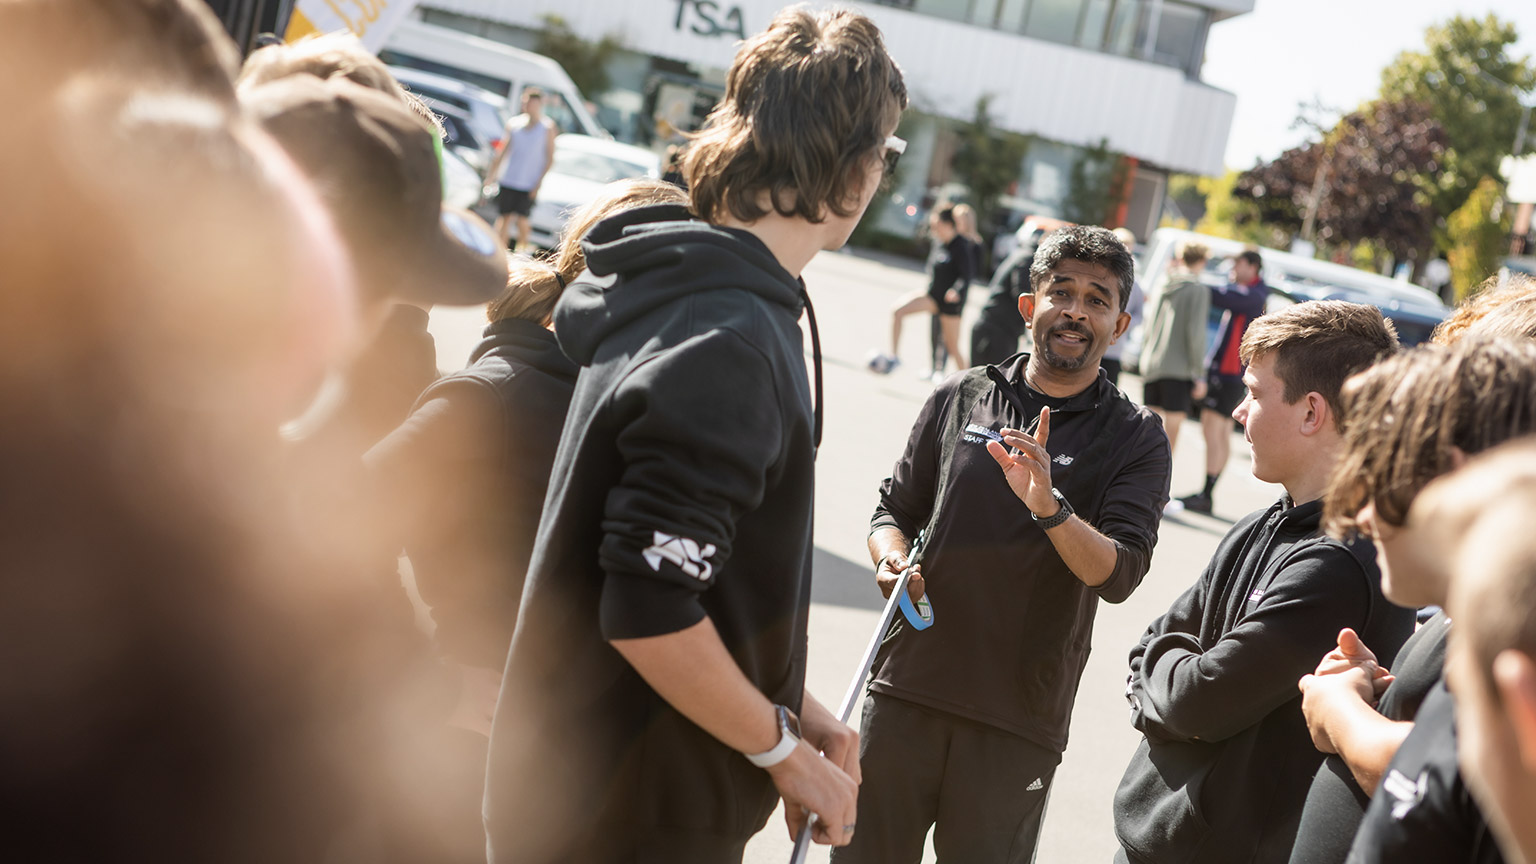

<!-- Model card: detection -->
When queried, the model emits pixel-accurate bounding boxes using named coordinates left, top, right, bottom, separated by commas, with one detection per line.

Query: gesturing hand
left=985, top=407, right=1058, bottom=517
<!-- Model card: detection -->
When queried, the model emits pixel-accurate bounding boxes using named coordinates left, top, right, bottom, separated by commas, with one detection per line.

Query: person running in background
left=926, top=203, right=986, bottom=377
left=870, top=205, right=971, bottom=376
left=484, top=87, right=557, bottom=252
left=1173, top=249, right=1268, bottom=515
left=1101, top=227, right=1145, bottom=386
left=1137, top=241, right=1210, bottom=456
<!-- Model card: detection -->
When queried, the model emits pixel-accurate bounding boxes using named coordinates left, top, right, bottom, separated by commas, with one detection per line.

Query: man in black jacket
left=1114, top=300, right=1416, bottom=864
left=837, top=226, right=1171, bottom=863
left=482, top=9, right=907, bottom=863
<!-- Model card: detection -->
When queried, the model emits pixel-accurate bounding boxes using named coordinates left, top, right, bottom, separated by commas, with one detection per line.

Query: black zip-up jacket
left=364, top=317, right=579, bottom=669
left=484, top=204, right=820, bottom=862
left=1114, top=499, right=1415, bottom=864
left=870, top=356, right=1171, bottom=751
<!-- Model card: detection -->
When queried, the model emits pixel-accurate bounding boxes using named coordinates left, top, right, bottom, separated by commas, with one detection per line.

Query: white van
left=379, top=19, right=610, bottom=140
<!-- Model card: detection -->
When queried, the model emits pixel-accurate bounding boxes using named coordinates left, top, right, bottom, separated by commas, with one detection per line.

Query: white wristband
left=745, top=727, right=798, bottom=768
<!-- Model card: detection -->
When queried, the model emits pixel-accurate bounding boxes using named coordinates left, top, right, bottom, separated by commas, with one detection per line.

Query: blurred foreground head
left=242, top=74, right=507, bottom=312
left=0, top=28, right=451, bottom=864
left=1434, top=273, right=1536, bottom=345
left=1322, top=337, right=1536, bottom=606
left=1418, top=441, right=1536, bottom=864
left=0, top=0, right=240, bottom=100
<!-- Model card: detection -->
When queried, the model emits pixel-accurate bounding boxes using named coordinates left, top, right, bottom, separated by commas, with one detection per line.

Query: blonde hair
left=952, top=203, right=982, bottom=243
left=1432, top=273, right=1536, bottom=345
left=488, top=179, right=689, bottom=326
left=1176, top=240, right=1209, bottom=268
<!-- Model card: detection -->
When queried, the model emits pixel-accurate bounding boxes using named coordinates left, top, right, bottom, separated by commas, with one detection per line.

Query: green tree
left=1446, top=176, right=1511, bottom=301
left=1061, top=137, right=1128, bottom=226
left=1193, top=170, right=1286, bottom=247
left=950, top=95, right=1031, bottom=234
left=1235, top=99, right=1447, bottom=264
left=534, top=14, right=622, bottom=97
left=1379, top=14, right=1536, bottom=221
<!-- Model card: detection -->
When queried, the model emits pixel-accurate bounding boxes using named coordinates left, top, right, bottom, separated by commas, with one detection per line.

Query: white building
left=406, top=0, right=1252, bottom=240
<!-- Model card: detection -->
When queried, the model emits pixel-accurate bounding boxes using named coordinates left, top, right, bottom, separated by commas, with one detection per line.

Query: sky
left=1203, top=0, right=1536, bottom=171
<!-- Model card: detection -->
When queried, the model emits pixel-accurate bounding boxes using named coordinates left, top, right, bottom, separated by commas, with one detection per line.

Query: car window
left=411, top=85, right=472, bottom=114
left=438, top=114, right=480, bottom=151
left=552, top=148, right=652, bottom=183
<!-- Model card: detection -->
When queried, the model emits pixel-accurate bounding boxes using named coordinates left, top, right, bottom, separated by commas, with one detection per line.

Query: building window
left=910, top=0, right=975, bottom=26
left=1023, top=0, right=1080, bottom=44
left=1150, top=2, right=1207, bottom=76
left=1077, top=0, right=1114, bottom=50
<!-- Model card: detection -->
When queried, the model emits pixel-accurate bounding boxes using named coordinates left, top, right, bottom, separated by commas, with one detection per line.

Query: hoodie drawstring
left=801, top=287, right=824, bottom=456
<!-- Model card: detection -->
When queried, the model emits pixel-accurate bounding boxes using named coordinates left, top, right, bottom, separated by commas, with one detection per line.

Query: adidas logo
left=1026, top=778, right=1044, bottom=792
left=641, top=531, right=717, bottom=582
left=1383, top=769, right=1427, bottom=819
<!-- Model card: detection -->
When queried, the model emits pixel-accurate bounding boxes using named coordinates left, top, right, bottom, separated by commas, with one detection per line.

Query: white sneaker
left=866, top=352, right=900, bottom=375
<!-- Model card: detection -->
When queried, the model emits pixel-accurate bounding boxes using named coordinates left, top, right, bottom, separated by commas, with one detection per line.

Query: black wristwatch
left=1031, top=488, right=1073, bottom=530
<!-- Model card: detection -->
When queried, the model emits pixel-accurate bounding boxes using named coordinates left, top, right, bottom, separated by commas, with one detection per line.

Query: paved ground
left=427, top=248, right=1283, bottom=864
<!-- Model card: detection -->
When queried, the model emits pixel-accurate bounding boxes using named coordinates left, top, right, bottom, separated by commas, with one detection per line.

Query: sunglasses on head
left=883, top=135, right=906, bottom=177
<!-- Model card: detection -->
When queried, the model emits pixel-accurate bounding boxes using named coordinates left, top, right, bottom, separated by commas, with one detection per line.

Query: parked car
left=390, top=65, right=508, bottom=153
left=439, top=147, right=498, bottom=225
left=1122, top=229, right=1450, bottom=372
left=526, top=134, right=661, bottom=249
left=429, top=101, right=491, bottom=172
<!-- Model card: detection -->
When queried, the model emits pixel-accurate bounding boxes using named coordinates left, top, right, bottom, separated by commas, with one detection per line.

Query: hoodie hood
left=470, top=316, right=580, bottom=382
left=553, top=203, right=805, bottom=366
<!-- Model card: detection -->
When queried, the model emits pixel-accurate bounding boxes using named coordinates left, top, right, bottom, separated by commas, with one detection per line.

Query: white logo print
left=1249, top=588, right=1265, bottom=603
left=1382, top=769, right=1427, bottom=819
left=1026, top=778, right=1044, bottom=791
left=642, top=531, right=717, bottom=582
left=1053, top=454, right=1075, bottom=466
left=963, top=423, right=1003, bottom=445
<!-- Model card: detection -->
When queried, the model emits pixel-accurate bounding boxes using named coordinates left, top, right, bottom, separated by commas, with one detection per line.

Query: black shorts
left=1199, top=373, right=1247, bottom=417
left=928, top=290, right=963, bottom=317
left=1143, top=378, right=1193, bottom=413
left=496, top=187, right=533, bottom=216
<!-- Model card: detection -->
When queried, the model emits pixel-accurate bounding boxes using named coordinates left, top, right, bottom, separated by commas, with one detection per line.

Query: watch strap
left=1032, top=488, right=1073, bottom=530
left=744, top=705, right=799, bottom=768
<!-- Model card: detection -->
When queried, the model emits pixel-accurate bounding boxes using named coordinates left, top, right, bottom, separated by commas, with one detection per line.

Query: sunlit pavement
left=427, top=248, right=1282, bottom=864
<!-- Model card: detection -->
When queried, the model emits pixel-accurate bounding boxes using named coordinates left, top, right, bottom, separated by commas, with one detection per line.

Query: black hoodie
left=1114, top=499, right=1415, bottom=864
left=365, top=317, right=579, bottom=669
left=483, top=205, right=821, bottom=862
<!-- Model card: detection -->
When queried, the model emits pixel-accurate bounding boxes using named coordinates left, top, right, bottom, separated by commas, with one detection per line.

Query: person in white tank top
left=484, top=88, right=557, bottom=252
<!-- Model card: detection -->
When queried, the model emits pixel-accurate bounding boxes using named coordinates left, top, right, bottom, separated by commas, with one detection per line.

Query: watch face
left=780, top=705, right=801, bottom=738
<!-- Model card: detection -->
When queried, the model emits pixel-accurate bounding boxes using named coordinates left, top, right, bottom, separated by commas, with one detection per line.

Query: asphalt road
left=427, top=248, right=1284, bottom=864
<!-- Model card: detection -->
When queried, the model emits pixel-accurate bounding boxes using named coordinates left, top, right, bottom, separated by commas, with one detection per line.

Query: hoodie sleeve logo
left=642, top=531, right=717, bottom=582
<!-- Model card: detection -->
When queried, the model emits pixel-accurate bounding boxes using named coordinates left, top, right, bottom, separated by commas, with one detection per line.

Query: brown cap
left=242, top=74, right=505, bottom=307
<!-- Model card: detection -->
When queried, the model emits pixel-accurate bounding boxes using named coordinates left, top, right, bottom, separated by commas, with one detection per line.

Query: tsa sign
left=285, top=0, right=420, bottom=52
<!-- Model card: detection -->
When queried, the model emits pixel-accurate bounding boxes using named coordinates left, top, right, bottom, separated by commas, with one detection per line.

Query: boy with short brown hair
left=1114, top=301, right=1414, bottom=864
